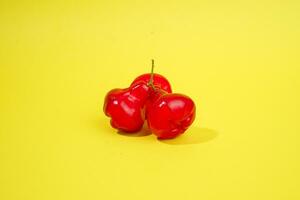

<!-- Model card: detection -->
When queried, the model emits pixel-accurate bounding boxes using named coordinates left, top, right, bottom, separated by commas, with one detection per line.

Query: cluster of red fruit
left=103, top=60, right=196, bottom=139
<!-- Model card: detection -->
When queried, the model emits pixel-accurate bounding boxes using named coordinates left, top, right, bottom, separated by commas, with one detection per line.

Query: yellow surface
left=1, top=1, right=300, bottom=199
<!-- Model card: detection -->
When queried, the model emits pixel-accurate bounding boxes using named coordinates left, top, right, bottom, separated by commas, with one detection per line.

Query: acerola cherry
left=144, top=88, right=167, bottom=117
left=147, top=93, right=196, bottom=139
left=103, top=83, right=149, bottom=133
left=131, top=60, right=172, bottom=93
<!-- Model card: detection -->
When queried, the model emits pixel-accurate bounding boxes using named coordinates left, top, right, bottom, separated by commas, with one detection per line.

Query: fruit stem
left=148, top=59, right=156, bottom=90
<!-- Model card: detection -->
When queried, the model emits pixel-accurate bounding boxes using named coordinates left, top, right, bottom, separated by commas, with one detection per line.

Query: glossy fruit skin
left=144, top=88, right=167, bottom=117
left=131, top=73, right=172, bottom=93
left=147, top=93, right=196, bottom=139
left=103, top=83, right=150, bottom=133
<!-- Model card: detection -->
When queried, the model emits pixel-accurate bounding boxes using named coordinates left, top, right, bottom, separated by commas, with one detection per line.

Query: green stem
left=148, top=59, right=156, bottom=90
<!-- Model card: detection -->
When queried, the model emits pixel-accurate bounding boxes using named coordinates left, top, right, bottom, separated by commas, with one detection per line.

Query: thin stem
left=149, top=59, right=154, bottom=84
left=148, top=59, right=156, bottom=90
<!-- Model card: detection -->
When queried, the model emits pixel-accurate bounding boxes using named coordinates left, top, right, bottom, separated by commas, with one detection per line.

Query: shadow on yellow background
left=160, top=127, right=218, bottom=145
left=97, top=116, right=218, bottom=145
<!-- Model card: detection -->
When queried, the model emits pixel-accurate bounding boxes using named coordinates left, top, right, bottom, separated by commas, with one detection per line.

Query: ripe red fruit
left=131, top=73, right=172, bottom=93
left=131, top=60, right=172, bottom=93
left=103, top=83, right=149, bottom=133
left=103, top=59, right=197, bottom=139
left=144, top=88, right=167, bottom=116
left=146, top=93, right=196, bottom=139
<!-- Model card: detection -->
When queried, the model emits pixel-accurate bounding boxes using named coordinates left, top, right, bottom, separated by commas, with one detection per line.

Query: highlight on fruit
left=103, top=60, right=196, bottom=140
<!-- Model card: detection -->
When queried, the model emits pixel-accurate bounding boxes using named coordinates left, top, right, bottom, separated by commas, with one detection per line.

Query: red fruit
left=103, top=83, right=150, bottom=133
left=131, top=60, right=172, bottom=119
left=131, top=73, right=172, bottom=93
left=147, top=93, right=196, bottom=139
left=144, top=88, right=167, bottom=117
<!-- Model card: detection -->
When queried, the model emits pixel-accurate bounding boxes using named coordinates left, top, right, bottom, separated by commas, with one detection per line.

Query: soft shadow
left=160, top=127, right=218, bottom=145
left=92, top=116, right=217, bottom=143
left=94, top=116, right=152, bottom=137
left=117, top=124, right=152, bottom=137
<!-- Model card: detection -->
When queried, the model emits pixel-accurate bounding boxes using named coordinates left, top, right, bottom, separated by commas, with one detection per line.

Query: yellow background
left=1, top=0, right=300, bottom=199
